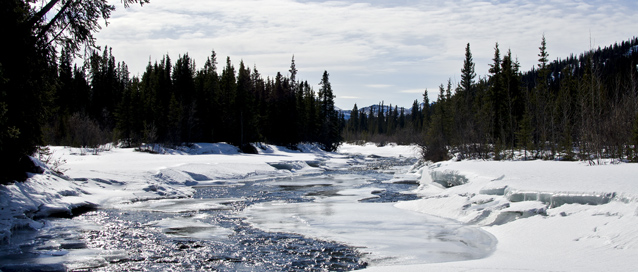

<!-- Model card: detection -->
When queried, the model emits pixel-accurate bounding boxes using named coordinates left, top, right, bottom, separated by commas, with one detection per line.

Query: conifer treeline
left=29, top=36, right=638, bottom=162
left=345, top=36, right=638, bottom=162
left=46, top=49, right=342, bottom=152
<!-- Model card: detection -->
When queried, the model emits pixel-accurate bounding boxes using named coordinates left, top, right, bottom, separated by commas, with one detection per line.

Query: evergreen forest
left=344, top=37, right=638, bottom=163
left=46, top=49, right=343, bottom=154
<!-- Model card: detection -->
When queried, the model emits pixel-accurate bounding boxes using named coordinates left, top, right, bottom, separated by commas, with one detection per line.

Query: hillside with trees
left=345, top=36, right=638, bottom=163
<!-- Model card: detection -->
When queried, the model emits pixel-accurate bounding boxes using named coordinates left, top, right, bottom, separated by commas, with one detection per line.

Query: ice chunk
left=489, top=201, right=547, bottom=225
left=267, top=161, right=309, bottom=171
left=505, top=188, right=616, bottom=208
left=480, top=186, right=508, bottom=196
left=430, top=170, right=469, bottom=188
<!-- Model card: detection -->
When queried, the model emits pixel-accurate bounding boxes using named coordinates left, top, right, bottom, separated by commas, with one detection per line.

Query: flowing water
left=0, top=156, right=495, bottom=271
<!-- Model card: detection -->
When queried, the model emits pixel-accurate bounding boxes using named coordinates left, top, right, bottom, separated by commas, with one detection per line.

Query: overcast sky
left=95, top=0, right=638, bottom=109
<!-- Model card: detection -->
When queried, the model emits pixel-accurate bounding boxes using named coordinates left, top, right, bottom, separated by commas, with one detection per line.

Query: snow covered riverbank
left=368, top=160, right=638, bottom=271
left=1, top=143, right=637, bottom=271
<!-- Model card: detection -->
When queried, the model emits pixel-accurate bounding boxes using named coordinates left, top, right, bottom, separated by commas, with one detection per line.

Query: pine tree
left=57, top=48, right=74, bottom=115
left=454, top=43, right=478, bottom=158
left=399, top=106, right=405, bottom=129
left=286, top=57, right=300, bottom=145
left=349, top=104, right=359, bottom=134
left=219, top=57, right=237, bottom=143
left=488, top=42, right=506, bottom=145
left=460, top=43, right=476, bottom=97
left=235, top=60, right=257, bottom=148
left=266, top=72, right=290, bottom=146
left=421, top=84, right=450, bottom=162
left=317, top=71, right=341, bottom=151
left=538, top=35, right=549, bottom=70
left=535, top=35, right=552, bottom=157
left=289, top=55, right=298, bottom=91
left=501, top=49, right=522, bottom=153
left=302, top=81, right=318, bottom=142
left=172, top=53, right=197, bottom=142
left=194, top=50, right=219, bottom=142
left=410, top=100, right=420, bottom=131
left=377, top=102, right=385, bottom=135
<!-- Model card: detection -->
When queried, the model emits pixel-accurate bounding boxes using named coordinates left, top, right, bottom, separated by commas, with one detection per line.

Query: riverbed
left=0, top=153, right=495, bottom=271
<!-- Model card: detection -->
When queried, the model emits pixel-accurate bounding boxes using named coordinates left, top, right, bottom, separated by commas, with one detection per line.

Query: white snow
left=369, top=159, right=638, bottom=271
left=1, top=143, right=638, bottom=271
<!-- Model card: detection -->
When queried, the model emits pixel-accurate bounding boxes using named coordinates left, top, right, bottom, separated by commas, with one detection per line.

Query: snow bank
left=369, top=159, right=638, bottom=271
left=398, top=160, right=638, bottom=224
left=338, top=142, right=419, bottom=158
left=0, top=159, right=96, bottom=242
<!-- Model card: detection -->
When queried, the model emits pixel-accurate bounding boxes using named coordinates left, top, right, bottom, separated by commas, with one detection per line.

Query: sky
left=95, top=0, right=638, bottom=109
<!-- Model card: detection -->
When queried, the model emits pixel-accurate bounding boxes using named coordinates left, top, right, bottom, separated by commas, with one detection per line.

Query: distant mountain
left=338, top=104, right=418, bottom=120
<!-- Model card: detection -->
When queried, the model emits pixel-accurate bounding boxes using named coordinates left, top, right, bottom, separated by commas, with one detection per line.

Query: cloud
left=365, top=84, right=393, bottom=88
left=97, top=0, right=638, bottom=108
left=399, top=89, right=426, bottom=94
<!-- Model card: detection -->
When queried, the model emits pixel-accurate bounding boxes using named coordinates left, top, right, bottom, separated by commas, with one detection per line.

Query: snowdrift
left=380, top=159, right=638, bottom=271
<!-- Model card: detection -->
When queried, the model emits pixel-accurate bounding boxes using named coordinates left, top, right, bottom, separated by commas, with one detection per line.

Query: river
left=0, top=155, right=495, bottom=271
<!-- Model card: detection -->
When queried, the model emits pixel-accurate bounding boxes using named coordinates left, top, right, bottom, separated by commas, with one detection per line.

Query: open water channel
left=0, top=155, right=495, bottom=271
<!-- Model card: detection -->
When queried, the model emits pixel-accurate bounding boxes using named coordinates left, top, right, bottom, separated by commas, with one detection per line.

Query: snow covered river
left=0, top=155, right=495, bottom=271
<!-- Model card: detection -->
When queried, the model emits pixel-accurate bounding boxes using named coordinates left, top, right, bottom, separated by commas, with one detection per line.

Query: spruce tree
left=460, top=43, right=476, bottom=96
left=172, top=54, right=197, bottom=142
left=422, top=89, right=431, bottom=131
left=317, top=71, right=341, bottom=151
left=535, top=35, right=551, bottom=157
left=219, top=57, right=237, bottom=143
left=302, top=81, right=318, bottom=142
left=289, top=55, right=298, bottom=91
left=488, top=42, right=507, bottom=146
left=350, top=104, right=359, bottom=134
left=453, top=43, right=478, bottom=157
left=501, top=50, right=523, bottom=154
left=235, top=60, right=257, bottom=148
left=194, top=50, right=219, bottom=142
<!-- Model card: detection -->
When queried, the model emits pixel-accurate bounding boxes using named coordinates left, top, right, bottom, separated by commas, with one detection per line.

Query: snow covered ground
left=1, top=142, right=637, bottom=271
left=367, top=159, right=638, bottom=271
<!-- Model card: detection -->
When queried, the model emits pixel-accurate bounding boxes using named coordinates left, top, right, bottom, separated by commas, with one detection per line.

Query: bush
left=67, top=113, right=109, bottom=154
